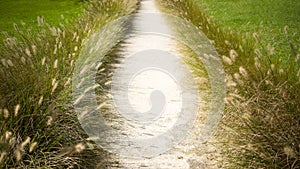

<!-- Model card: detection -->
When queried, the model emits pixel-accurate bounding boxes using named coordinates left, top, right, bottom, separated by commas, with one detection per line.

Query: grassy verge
left=157, top=0, right=300, bottom=168
left=0, top=0, right=138, bottom=168
left=196, top=0, right=300, bottom=60
left=0, top=0, right=84, bottom=39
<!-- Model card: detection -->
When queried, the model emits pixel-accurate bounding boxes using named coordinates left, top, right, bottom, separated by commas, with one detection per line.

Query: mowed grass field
left=0, top=0, right=83, bottom=37
left=197, top=0, right=300, bottom=58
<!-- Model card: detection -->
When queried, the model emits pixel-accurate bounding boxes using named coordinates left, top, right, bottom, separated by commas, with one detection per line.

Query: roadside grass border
left=157, top=0, right=300, bottom=168
left=0, top=0, right=139, bottom=168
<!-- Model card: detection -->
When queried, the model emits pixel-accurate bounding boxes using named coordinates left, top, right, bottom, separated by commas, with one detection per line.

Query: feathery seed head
left=41, top=57, right=46, bottom=66
left=54, top=59, right=58, bottom=68
left=295, top=54, right=299, bottom=62
left=1, top=59, right=7, bottom=67
left=20, top=137, right=31, bottom=151
left=253, top=32, right=259, bottom=42
left=229, top=49, right=238, bottom=61
left=242, top=113, right=250, bottom=121
left=0, top=152, right=7, bottom=163
left=38, top=96, right=43, bottom=106
left=105, top=81, right=112, bottom=86
left=267, top=43, right=275, bottom=55
left=21, top=57, right=26, bottom=64
left=14, top=104, right=20, bottom=116
left=239, top=45, right=244, bottom=52
left=255, top=49, right=262, bottom=58
left=13, top=23, right=19, bottom=32
left=52, top=78, right=56, bottom=86
left=15, top=150, right=22, bottom=161
left=265, top=80, right=273, bottom=86
left=255, top=57, right=261, bottom=69
left=271, top=64, right=275, bottom=70
left=37, top=16, right=41, bottom=26
left=267, top=69, right=272, bottom=75
left=5, top=131, right=12, bottom=140
left=47, top=116, right=53, bottom=126
left=59, top=42, right=62, bottom=49
left=64, top=77, right=71, bottom=87
left=51, top=82, right=58, bottom=94
left=3, top=108, right=9, bottom=119
left=75, top=143, right=85, bottom=153
left=31, top=45, right=37, bottom=55
left=284, top=146, right=295, bottom=158
left=225, top=40, right=231, bottom=46
left=222, top=55, right=233, bottom=65
left=53, top=46, right=57, bottom=55
left=239, top=67, right=248, bottom=79
left=279, top=69, right=284, bottom=74
left=7, top=60, right=14, bottom=67
left=234, top=73, right=243, bottom=85
left=70, top=60, right=74, bottom=67
left=25, top=47, right=31, bottom=57
left=29, top=142, right=38, bottom=153
left=284, top=25, right=289, bottom=35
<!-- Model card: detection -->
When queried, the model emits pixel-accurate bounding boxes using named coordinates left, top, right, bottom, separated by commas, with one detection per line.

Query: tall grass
left=0, top=0, right=138, bottom=168
left=157, top=0, right=300, bottom=168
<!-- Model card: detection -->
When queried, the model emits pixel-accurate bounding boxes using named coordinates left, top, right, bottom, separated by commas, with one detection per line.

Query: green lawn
left=0, top=0, right=83, bottom=37
left=197, top=0, right=300, bottom=57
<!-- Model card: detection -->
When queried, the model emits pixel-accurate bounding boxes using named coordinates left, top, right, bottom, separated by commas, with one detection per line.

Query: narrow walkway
left=102, top=0, right=220, bottom=168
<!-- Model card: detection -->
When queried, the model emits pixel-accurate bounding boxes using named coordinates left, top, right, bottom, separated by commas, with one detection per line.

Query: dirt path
left=99, top=0, right=221, bottom=168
